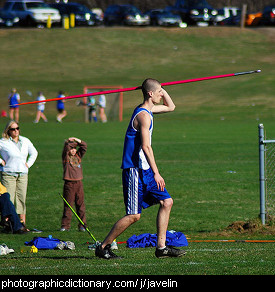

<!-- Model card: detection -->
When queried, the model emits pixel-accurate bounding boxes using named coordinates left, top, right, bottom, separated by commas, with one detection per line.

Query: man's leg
left=96, top=168, right=141, bottom=259
left=156, top=198, right=173, bottom=248
left=102, top=214, right=140, bottom=248
left=95, top=214, right=140, bottom=259
left=155, top=198, right=186, bottom=258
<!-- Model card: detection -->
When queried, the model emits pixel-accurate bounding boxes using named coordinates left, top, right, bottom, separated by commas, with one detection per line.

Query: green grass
left=0, top=26, right=274, bottom=276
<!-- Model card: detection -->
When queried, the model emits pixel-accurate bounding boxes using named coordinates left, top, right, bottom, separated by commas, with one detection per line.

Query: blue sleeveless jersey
left=9, top=93, right=20, bottom=108
left=121, top=106, right=153, bottom=169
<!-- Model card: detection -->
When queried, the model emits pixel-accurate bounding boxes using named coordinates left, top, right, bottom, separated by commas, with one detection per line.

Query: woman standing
left=0, top=121, right=38, bottom=228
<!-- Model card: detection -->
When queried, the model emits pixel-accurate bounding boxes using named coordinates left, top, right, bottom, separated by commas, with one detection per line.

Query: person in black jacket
left=0, top=182, right=28, bottom=234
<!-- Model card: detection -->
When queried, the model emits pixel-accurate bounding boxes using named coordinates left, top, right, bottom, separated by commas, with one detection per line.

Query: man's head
left=142, top=79, right=161, bottom=98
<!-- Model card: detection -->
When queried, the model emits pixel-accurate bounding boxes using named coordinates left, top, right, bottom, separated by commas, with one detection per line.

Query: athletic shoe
left=60, top=227, right=69, bottom=231
left=56, top=242, right=66, bottom=250
left=0, top=244, right=14, bottom=255
left=95, top=244, right=122, bottom=260
left=14, top=227, right=29, bottom=234
left=110, top=240, right=118, bottom=250
left=155, top=246, right=186, bottom=258
left=56, top=241, right=75, bottom=250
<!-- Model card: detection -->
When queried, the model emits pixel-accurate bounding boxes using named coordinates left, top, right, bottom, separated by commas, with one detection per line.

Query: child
left=60, top=137, right=87, bottom=231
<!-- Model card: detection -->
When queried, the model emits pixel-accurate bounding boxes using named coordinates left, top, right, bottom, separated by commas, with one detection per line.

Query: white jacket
left=0, top=136, right=38, bottom=174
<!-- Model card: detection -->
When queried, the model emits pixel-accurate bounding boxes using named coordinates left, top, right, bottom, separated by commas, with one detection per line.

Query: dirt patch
left=221, top=217, right=275, bottom=236
left=253, top=27, right=275, bottom=42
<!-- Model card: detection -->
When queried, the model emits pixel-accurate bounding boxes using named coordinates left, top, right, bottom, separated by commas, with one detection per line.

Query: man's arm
left=152, top=88, right=175, bottom=114
left=137, top=112, right=165, bottom=191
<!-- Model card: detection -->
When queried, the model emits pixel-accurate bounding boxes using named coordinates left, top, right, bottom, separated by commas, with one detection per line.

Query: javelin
left=59, top=193, right=97, bottom=243
left=18, top=69, right=261, bottom=106
left=117, top=239, right=275, bottom=244
left=188, top=239, right=275, bottom=243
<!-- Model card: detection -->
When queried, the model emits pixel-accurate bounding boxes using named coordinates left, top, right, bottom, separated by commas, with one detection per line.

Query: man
left=95, top=78, right=186, bottom=259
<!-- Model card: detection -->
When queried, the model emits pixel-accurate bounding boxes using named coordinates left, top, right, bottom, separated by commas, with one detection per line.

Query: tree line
left=73, top=0, right=272, bottom=13
left=0, top=0, right=271, bottom=13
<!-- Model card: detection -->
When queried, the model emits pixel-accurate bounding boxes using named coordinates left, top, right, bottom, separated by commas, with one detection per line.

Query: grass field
left=0, top=26, right=274, bottom=277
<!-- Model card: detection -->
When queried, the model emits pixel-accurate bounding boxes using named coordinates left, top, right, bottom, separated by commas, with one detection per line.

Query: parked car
left=49, top=2, right=98, bottom=26
left=167, top=0, right=218, bottom=26
left=0, top=9, right=20, bottom=27
left=215, top=7, right=241, bottom=24
left=1, top=0, right=61, bottom=27
left=260, top=6, right=275, bottom=26
left=104, top=4, right=150, bottom=26
left=219, top=10, right=262, bottom=27
left=91, top=8, right=104, bottom=25
left=145, top=9, right=186, bottom=27
left=246, top=12, right=262, bottom=26
left=218, top=11, right=241, bottom=26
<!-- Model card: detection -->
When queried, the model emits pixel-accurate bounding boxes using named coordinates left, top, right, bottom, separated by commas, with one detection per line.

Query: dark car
left=104, top=4, right=150, bottom=26
left=49, top=2, right=98, bottom=26
left=260, top=6, right=275, bottom=26
left=146, top=9, right=186, bottom=27
left=218, top=12, right=241, bottom=26
left=167, top=0, right=218, bottom=26
left=0, top=9, right=20, bottom=27
left=215, top=7, right=241, bottom=24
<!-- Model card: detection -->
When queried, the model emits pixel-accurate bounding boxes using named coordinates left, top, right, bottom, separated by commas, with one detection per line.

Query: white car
left=2, top=0, right=61, bottom=27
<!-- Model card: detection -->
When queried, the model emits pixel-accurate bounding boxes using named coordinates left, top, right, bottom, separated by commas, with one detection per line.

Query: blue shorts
left=9, top=104, right=19, bottom=109
left=122, top=168, right=171, bottom=215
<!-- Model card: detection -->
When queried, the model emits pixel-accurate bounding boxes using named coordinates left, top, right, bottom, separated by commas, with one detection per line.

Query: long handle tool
left=59, top=193, right=97, bottom=243
left=18, top=70, right=261, bottom=106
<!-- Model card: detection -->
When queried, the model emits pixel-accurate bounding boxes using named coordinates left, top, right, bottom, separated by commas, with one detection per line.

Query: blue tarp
left=126, top=231, right=188, bottom=248
left=25, top=236, right=61, bottom=249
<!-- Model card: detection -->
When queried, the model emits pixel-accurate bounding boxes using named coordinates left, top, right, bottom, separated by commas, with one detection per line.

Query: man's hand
left=154, top=173, right=165, bottom=192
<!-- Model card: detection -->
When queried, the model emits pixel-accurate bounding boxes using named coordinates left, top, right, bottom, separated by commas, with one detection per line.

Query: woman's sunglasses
left=9, top=127, right=20, bottom=131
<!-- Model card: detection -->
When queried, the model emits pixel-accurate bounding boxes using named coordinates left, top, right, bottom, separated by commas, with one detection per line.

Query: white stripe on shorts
left=127, top=168, right=139, bottom=214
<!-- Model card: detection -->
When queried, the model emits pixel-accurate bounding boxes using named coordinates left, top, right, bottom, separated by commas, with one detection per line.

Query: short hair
left=141, top=78, right=161, bottom=100
left=2, top=120, right=19, bottom=139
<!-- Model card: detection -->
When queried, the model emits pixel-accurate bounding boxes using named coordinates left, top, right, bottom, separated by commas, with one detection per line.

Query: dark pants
left=61, top=180, right=86, bottom=229
left=0, top=192, right=23, bottom=232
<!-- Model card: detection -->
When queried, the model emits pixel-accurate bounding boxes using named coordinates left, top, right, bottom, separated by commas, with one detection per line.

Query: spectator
left=61, top=137, right=87, bottom=232
left=98, top=94, right=107, bottom=123
left=56, top=91, right=67, bottom=123
left=87, top=96, right=97, bottom=123
left=0, top=120, right=38, bottom=229
left=0, top=182, right=28, bottom=234
left=8, top=88, right=20, bottom=122
left=34, top=92, right=48, bottom=123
